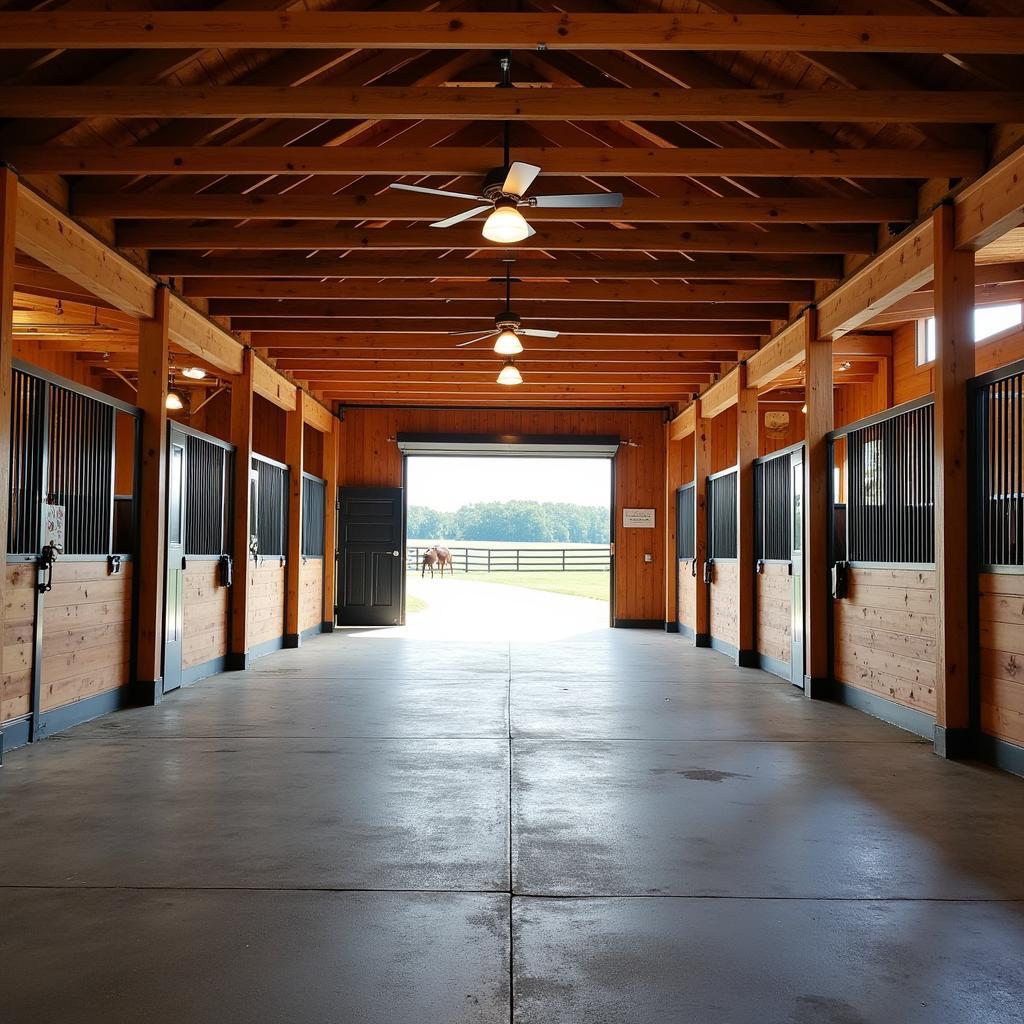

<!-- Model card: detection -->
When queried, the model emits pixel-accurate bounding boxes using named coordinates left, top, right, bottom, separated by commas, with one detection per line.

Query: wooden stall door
left=337, top=486, right=404, bottom=627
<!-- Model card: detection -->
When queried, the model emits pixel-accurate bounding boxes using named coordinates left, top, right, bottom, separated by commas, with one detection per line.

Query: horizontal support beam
left=182, top=278, right=815, bottom=303
left=698, top=366, right=742, bottom=419
left=232, top=317, right=770, bottom=335
left=955, top=144, right=1024, bottom=251
left=4, top=146, right=984, bottom=180
left=668, top=403, right=696, bottom=440
left=253, top=332, right=747, bottom=351
left=4, top=87, right=1019, bottom=123
left=252, top=356, right=297, bottom=411
left=744, top=317, right=807, bottom=390
left=75, top=193, right=914, bottom=225
left=167, top=297, right=243, bottom=376
left=302, top=399, right=336, bottom=434
left=291, top=372, right=714, bottom=385
left=208, top=299, right=788, bottom=321
left=319, top=382, right=695, bottom=395
left=122, top=223, right=875, bottom=255
left=153, top=253, right=842, bottom=281
left=3, top=13, right=1022, bottom=53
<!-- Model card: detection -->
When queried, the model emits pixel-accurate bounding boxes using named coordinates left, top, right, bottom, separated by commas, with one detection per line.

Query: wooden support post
left=229, top=349, right=255, bottom=669
left=693, top=402, right=711, bottom=647
left=0, top=168, right=16, bottom=734
left=322, top=415, right=339, bottom=631
left=802, top=307, right=833, bottom=697
left=736, top=366, right=759, bottom=667
left=135, top=284, right=171, bottom=703
left=284, top=389, right=305, bottom=648
left=664, top=420, right=683, bottom=631
left=932, top=203, right=975, bottom=757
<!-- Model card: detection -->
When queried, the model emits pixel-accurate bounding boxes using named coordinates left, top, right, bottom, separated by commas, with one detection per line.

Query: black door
left=336, top=486, right=404, bottom=626
left=163, top=426, right=187, bottom=693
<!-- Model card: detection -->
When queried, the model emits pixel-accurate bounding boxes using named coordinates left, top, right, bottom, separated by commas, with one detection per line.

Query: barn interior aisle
left=3, top=627, right=1024, bottom=1022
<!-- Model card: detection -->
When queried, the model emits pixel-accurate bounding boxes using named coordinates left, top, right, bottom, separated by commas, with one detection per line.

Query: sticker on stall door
left=43, top=503, right=66, bottom=552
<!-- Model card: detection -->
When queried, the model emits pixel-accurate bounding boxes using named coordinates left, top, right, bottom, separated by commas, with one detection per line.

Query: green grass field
left=409, top=569, right=610, bottom=602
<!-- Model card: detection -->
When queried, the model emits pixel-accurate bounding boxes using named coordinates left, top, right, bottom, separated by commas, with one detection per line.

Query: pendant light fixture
left=482, top=200, right=531, bottom=244
left=166, top=369, right=185, bottom=410
left=493, top=328, right=524, bottom=356
left=497, top=360, right=523, bottom=386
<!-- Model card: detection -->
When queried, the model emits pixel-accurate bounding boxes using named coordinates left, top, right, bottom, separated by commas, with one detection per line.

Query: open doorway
left=404, top=454, right=613, bottom=640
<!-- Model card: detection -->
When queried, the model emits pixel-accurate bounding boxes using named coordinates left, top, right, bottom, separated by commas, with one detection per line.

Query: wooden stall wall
left=253, top=396, right=286, bottom=463
left=40, top=560, right=133, bottom=713
left=299, top=559, right=323, bottom=635
left=833, top=568, right=938, bottom=721
left=1, top=564, right=35, bottom=723
left=759, top=404, right=805, bottom=456
left=248, top=561, right=286, bottom=650
left=337, top=407, right=665, bottom=625
left=678, top=560, right=696, bottom=635
left=756, top=563, right=791, bottom=674
left=978, top=574, right=1024, bottom=752
left=709, top=561, right=739, bottom=650
left=182, top=560, right=230, bottom=681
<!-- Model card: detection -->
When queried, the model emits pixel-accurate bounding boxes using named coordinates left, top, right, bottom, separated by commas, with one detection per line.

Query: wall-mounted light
left=166, top=390, right=185, bottom=411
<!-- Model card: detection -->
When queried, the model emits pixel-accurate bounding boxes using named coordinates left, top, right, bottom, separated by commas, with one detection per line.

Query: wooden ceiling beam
left=74, top=192, right=915, bottom=224
left=4, top=13, right=1023, bottom=54
left=181, top=278, right=815, bottom=303
left=251, top=332, right=749, bottom=351
left=207, top=299, right=789, bottom=321
left=4, top=87, right=1019, bottom=123
left=121, top=222, right=875, bottom=254
left=4, top=146, right=984, bottom=180
left=232, top=317, right=770, bottom=335
left=291, top=371, right=715, bottom=385
left=272, top=358, right=728, bottom=373
left=151, top=253, right=842, bottom=280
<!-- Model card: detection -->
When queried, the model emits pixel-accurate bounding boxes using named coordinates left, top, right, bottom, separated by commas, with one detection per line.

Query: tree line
left=408, top=500, right=610, bottom=544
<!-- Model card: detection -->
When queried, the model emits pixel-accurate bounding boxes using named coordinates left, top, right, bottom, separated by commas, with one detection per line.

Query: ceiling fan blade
left=502, top=161, right=541, bottom=197
left=521, top=328, right=559, bottom=338
left=530, top=192, right=625, bottom=209
left=454, top=332, right=499, bottom=348
left=524, top=222, right=536, bottom=238
left=389, top=182, right=482, bottom=201
left=430, top=204, right=493, bottom=229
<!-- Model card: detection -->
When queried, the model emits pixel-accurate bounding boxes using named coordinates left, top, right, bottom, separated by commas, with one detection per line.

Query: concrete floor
left=2, top=627, right=1024, bottom=1023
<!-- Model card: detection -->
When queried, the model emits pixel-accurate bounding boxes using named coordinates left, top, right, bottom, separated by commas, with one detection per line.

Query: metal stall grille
left=676, top=483, right=696, bottom=561
left=302, top=474, right=326, bottom=558
left=975, top=361, right=1024, bottom=569
left=185, top=433, right=234, bottom=556
left=46, top=385, right=116, bottom=555
left=834, top=398, right=935, bottom=566
left=252, top=455, right=288, bottom=558
left=8, top=369, right=46, bottom=555
left=754, top=449, right=792, bottom=561
left=7, top=365, right=138, bottom=558
left=708, top=468, right=738, bottom=560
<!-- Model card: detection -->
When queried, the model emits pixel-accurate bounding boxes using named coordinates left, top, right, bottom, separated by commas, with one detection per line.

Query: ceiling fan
left=450, top=262, right=558, bottom=355
left=387, top=56, right=623, bottom=243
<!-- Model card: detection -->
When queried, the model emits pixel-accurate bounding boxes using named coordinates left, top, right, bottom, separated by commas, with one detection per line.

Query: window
left=917, top=303, right=1022, bottom=365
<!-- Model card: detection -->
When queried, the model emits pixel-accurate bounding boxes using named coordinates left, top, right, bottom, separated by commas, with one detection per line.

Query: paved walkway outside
left=2, top=628, right=1024, bottom=1022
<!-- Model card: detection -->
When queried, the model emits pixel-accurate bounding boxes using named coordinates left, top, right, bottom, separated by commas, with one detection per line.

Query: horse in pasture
left=421, top=545, right=453, bottom=578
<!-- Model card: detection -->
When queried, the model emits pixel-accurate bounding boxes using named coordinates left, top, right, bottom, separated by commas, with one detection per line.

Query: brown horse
left=421, top=545, right=453, bottom=578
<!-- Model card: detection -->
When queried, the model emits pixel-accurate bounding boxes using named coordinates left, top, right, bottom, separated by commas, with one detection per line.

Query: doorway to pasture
left=402, top=443, right=613, bottom=641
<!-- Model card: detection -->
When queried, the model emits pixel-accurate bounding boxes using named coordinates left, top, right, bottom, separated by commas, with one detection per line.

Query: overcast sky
left=407, top=457, right=611, bottom=512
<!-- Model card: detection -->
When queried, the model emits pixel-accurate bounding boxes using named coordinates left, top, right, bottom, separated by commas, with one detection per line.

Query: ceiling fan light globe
left=493, top=330, right=523, bottom=355
left=482, top=204, right=530, bottom=244
left=497, top=362, right=523, bottom=386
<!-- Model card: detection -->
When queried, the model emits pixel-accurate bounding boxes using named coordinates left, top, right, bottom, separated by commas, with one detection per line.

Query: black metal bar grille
left=7, top=369, right=46, bottom=554
left=708, top=469, right=738, bottom=560
left=46, top=383, right=116, bottom=555
left=977, top=364, right=1023, bottom=568
left=302, top=475, right=326, bottom=557
left=185, top=435, right=232, bottom=556
left=754, top=451, right=792, bottom=561
left=253, top=456, right=287, bottom=557
left=845, top=401, right=934, bottom=565
left=676, top=483, right=695, bottom=561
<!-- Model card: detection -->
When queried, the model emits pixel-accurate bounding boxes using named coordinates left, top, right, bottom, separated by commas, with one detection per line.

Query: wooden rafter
left=3, top=13, right=1023, bottom=54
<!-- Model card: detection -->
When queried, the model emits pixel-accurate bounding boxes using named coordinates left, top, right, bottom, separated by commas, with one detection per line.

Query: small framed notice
left=622, top=508, right=655, bottom=529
